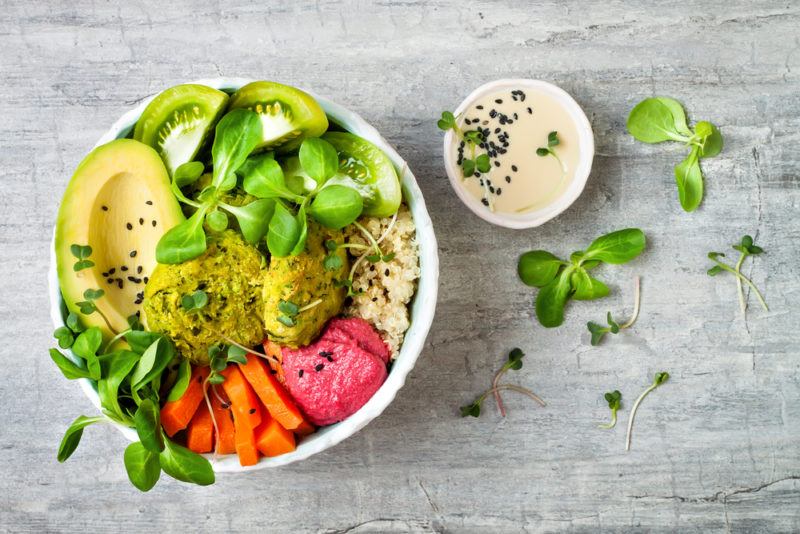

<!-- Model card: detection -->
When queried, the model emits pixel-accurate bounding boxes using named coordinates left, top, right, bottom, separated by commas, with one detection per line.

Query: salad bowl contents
left=440, top=79, right=594, bottom=229
left=48, top=79, right=437, bottom=489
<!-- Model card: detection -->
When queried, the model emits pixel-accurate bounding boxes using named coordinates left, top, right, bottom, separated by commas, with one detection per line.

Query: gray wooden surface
left=1, top=1, right=799, bottom=532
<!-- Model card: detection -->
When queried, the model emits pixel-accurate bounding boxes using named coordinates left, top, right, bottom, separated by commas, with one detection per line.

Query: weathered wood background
left=1, top=1, right=799, bottom=532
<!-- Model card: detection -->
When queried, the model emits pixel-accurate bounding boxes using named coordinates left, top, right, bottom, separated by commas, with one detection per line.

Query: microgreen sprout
left=75, top=288, right=117, bottom=334
left=536, top=131, right=566, bottom=173
left=587, top=276, right=641, bottom=345
left=707, top=235, right=768, bottom=315
left=180, top=290, right=208, bottom=313
left=598, top=390, right=622, bottom=429
left=625, top=371, right=669, bottom=451
left=437, top=110, right=495, bottom=208
left=460, top=348, right=546, bottom=418
left=70, top=244, right=95, bottom=272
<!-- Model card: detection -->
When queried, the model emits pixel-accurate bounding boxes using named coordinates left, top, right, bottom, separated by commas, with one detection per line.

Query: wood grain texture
left=1, top=1, right=799, bottom=532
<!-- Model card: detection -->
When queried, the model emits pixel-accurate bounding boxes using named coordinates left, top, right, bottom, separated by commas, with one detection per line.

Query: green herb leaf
left=207, top=374, right=225, bottom=385
left=124, top=330, right=162, bottom=355
left=71, top=327, right=103, bottom=380
left=53, top=326, right=75, bottom=349
left=290, top=203, right=309, bottom=256
left=308, top=185, right=364, bottom=230
left=654, top=97, right=692, bottom=137
left=571, top=269, right=610, bottom=300
left=123, top=441, right=161, bottom=492
left=461, top=158, right=475, bottom=177
left=97, top=350, right=139, bottom=423
left=475, top=154, right=491, bottom=173
left=66, top=313, right=84, bottom=333
left=173, top=161, right=205, bottom=188
left=536, top=147, right=550, bottom=157
left=226, top=344, right=248, bottom=365
left=437, top=111, right=456, bottom=131
left=518, top=250, right=564, bottom=287
left=627, top=97, right=689, bottom=143
left=324, top=252, right=343, bottom=271
left=267, top=202, right=301, bottom=257
left=507, top=347, right=524, bottom=370
left=181, top=289, right=208, bottom=312
left=535, top=266, right=575, bottom=328
left=49, top=348, right=92, bottom=380
left=587, top=322, right=607, bottom=346
left=460, top=402, right=481, bottom=418
left=278, top=300, right=299, bottom=316
left=547, top=131, right=559, bottom=147
left=155, top=208, right=208, bottom=264
left=83, top=288, right=104, bottom=301
left=697, top=122, right=723, bottom=158
left=206, top=210, right=228, bottom=232
left=167, top=359, right=192, bottom=402
left=73, top=259, right=95, bottom=272
left=211, top=109, right=263, bottom=192
left=57, top=415, right=105, bottom=462
left=134, top=399, right=164, bottom=453
left=674, top=146, right=703, bottom=212
left=241, top=154, right=300, bottom=201
left=299, top=137, right=340, bottom=185
left=277, top=314, right=296, bottom=327
left=582, top=228, right=646, bottom=264
left=220, top=199, right=276, bottom=244
left=158, top=438, right=214, bottom=486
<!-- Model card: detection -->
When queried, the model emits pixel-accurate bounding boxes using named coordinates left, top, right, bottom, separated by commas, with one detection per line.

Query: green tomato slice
left=134, top=84, right=229, bottom=176
left=321, top=132, right=401, bottom=217
left=227, top=81, right=328, bottom=153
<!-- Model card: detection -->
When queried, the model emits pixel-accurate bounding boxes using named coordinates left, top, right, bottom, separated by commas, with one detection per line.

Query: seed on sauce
left=511, top=165, right=518, bottom=172
left=505, top=176, right=512, bottom=183
left=495, top=98, right=503, bottom=104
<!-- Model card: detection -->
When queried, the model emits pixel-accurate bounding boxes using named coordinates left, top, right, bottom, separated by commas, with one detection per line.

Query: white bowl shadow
left=47, top=77, right=440, bottom=473
left=442, top=79, right=594, bottom=229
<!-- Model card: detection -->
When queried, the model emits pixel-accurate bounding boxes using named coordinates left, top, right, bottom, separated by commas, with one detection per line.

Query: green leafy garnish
left=587, top=276, right=641, bottom=345
left=627, top=97, right=723, bottom=212
left=535, top=131, right=566, bottom=173
left=460, top=348, right=545, bottom=418
left=625, top=372, right=669, bottom=451
left=180, top=289, right=209, bottom=312
left=70, top=244, right=94, bottom=272
left=518, top=229, right=646, bottom=328
left=598, top=390, right=622, bottom=429
left=707, top=235, right=768, bottom=316
left=437, top=110, right=494, bottom=208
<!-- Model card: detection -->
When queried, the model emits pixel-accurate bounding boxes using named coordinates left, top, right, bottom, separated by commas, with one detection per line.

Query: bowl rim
left=442, top=78, right=594, bottom=229
left=47, top=77, right=439, bottom=473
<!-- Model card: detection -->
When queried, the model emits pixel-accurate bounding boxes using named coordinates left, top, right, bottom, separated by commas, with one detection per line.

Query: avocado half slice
left=134, top=84, right=229, bottom=176
left=55, top=139, right=184, bottom=338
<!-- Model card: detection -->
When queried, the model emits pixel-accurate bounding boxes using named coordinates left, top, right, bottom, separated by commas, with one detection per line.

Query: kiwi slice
left=227, top=81, right=329, bottom=153
left=134, top=84, right=229, bottom=175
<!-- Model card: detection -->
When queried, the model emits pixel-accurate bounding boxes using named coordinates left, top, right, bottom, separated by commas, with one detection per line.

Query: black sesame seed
left=494, top=160, right=500, bottom=167
left=137, top=266, right=143, bottom=274
left=139, top=218, right=144, bottom=225
left=143, top=277, right=149, bottom=284
left=497, top=188, right=503, bottom=195
left=145, top=200, right=153, bottom=205
left=108, top=268, right=115, bottom=275
left=476, top=104, right=484, bottom=110
left=372, top=297, right=378, bottom=302
left=121, top=266, right=128, bottom=271
left=512, top=165, right=518, bottom=172
left=464, top=118, right=471, bottom=125
left=384, top=268, right=390, bottom=276
left=327, top=355, right=334, bottom=362
left=319, top=351, right=333, bottom=357
left=248, top=408, right=256, bottom=414
left=106, top=278, right=113, bottom=284
left=101, top=206, right=109, bottom=211
left=495, top=98, right=503, bottom=104
left=152, top=220, right=157, bottom=227
left=101, top=271, right=108, bottom=277
left=505, top=176, right=512, bottom=183
left=126, top=223, right=133, bottom=230
left=315, top=363, right=324, bottom=372
left=489, top=186, right=495, bottom=194
left=269, top=369, right=277, bottom=375
left=117, top=279, right=123, bottom=289
left=513, top=113, right=518, bottom=120
left=489, top=109, right=497, bottom=118
left=130, top=250, right=137, bottom=258
left=527, top=107, right=533, bottom=114
left=127, top=276, right=142, bottom=283
left=299, top=369, right=304, bottom=378
left=481, top=198, right=489, bottom=206
left=494, top=128, right=501, bottom=134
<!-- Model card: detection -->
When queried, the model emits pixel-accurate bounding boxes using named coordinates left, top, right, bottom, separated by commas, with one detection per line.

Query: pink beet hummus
left=281, top=318, right=390, bottom=426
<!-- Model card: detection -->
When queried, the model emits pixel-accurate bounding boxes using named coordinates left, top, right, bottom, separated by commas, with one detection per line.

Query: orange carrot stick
left=239, top=354, right=306, bottom=431
left=232, top=408, right=259, bottom=466
left=254, top=414, right=296, bottom=457
left=186, top=400, right=214, bottom=454
left=210, top=390, right=236, bottom=455
left=221, top=365, right=262, bottom=430
left=262, top=339, right=285, bottom=384
left=161, top=366, right=209, bottom=437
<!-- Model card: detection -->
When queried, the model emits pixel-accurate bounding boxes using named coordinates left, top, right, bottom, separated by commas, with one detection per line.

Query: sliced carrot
left=254, top=414, right=296, bottom=457
left=161, top=366, right=209, bottom=437
left=294, top=420, right=316, bottom=436
left=210, top=391, right=236, bottom=455
left=186, top=400, right=214, bottom=454
left=221, top=365, right=262, bottom=429
left=232, top=407, right=259, bottom=466
left=262, top=339, right=285, bottom=383
left=239, top=354, right=305, bottom=431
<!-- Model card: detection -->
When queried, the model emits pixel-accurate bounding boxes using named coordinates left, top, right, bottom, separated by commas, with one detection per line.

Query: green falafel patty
left=263, top=222, right=348, bottom=348
left=142, top=230, right=265, bottom=365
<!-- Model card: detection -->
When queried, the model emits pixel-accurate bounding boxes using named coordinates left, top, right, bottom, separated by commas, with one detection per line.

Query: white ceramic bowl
left=48, top=78, right=439, bottom=473
left=443, top=79, right=594, bottom=229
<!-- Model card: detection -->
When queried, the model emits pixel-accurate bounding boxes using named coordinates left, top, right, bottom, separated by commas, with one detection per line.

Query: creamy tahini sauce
left=449, top=87, right=580, bottom=213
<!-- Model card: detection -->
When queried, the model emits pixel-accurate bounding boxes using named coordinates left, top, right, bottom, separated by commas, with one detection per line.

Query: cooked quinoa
left=343, top=204, right=420, bottom=356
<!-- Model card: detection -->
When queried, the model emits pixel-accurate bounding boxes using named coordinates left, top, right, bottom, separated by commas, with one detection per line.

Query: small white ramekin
left=443, top=79, right=594, bottom=229
left=48, top=78, right=439, bottom=473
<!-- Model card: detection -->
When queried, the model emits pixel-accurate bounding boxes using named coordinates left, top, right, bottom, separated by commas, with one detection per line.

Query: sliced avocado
left=228, top=81, right=328, bottom=153
left=134, top=84, right=229, bottom=175
left=56, top=139, right=184, bottom=338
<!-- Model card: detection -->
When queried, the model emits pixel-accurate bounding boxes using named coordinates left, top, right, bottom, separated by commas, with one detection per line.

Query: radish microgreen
left=437, top=110, right=494, bottom=208
left=708, top=235, right=768, bottom=316
left=460, top=348, right=546, bottom=418
left=536, top=131, right=566, bottom=173
left=70, top=244, right=94, bottom=272
left=625, top=371, right=669, bottom=451
left=180, top=289, right=208, bottom=312
left=587, top=276, right=641, bottom=345
left=598, top=390, right=622, bottom=429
